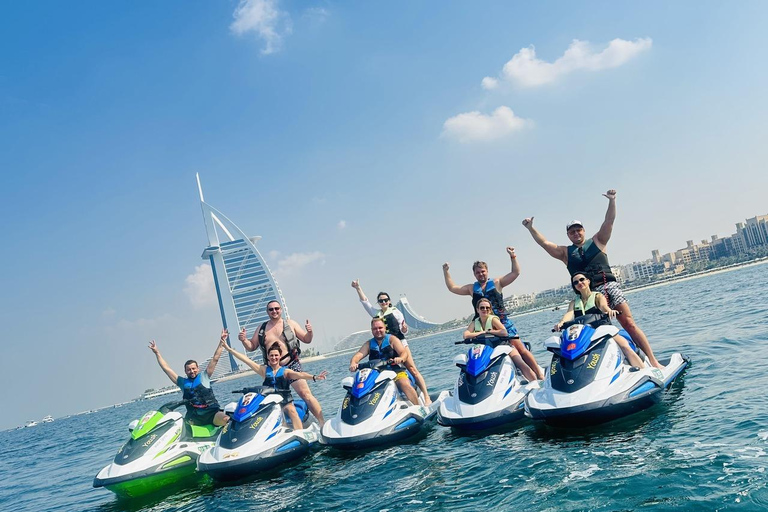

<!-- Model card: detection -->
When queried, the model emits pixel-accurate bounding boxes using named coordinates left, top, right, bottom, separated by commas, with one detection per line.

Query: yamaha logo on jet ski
left=525, top=313, right=690, bottom=427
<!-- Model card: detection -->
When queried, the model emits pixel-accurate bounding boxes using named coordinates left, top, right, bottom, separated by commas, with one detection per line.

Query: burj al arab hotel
left=196, top=174, right=287, bottom=370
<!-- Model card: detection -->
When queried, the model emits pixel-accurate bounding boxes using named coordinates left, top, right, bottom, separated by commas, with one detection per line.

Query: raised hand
left=148, top=340, right=159, bottom=354
left=442, top=262, right=450, bottom=272
left=238, top=327, right=247, bottom=342
left=351, top=279, right=360, bottom=289
left=220, top=329, right=228, bottom=342
left=521, top=217, right=534, bottom=229
left=305, top=320, right=312, bottom=333
left=603, top=189, right=617, bottom=200
left=506, top=247, right=516, bottom=258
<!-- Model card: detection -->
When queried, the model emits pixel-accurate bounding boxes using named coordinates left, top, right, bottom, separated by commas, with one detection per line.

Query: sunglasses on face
left=377, top=298, right=390, bottom=303
left=572, top=277, right=587, bottom=285
left=478, top=306, right=492, bottom=311
left=268, top=307, right=281, bottom=312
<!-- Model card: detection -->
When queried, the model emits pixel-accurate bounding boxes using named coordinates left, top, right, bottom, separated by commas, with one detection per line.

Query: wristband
left=312, top=375, right=316, bottom=382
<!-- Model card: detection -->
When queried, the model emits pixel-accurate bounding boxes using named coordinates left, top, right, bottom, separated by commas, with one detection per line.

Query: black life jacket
left=258, top=319, right=301, bottom=365
left=377, top=307, right=406, bottom=340
left=471, top=280, right=509, bottom=326
left=180, top=374, right=219, bottom=411
left=567, top=239, right=616, bottom=287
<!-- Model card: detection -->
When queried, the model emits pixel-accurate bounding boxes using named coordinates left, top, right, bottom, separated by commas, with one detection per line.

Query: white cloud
left=184, top=264, right=217, bottom=309
left=268, top=250, right=281, bottom=261
left=442, top=106, right=529, bottom=143
left=275, top=251, right=324, bottom=277
left=230, top=0, right=293, bottom=55
left=481, top=77, right=499, bottom=90
left=303, top=7, right=329, bottom=25
left=338, top=220, right=347, bottom=230
left=485, top=38, right=652, bottom=88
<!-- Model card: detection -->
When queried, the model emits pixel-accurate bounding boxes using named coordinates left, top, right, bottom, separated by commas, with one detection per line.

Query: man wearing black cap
left=521, top=189, right=662, bottom=369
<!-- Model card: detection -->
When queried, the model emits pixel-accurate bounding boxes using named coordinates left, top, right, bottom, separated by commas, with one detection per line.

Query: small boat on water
left=24, top=420, right=38, bottom=428
left=41, top=415, right=54, bottom=423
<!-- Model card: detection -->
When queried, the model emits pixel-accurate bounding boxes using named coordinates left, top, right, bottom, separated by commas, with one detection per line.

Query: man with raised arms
left=238, top=300, right=325, bottom=426
left=442, top=247, right=544, bottom=380
left=349, top=318, right=421, bottom=406
left=521, top=189, right=662, bottom=369
left=148, top=333, right=229, bottom=427
left=350, top=280, right=431, bottom=405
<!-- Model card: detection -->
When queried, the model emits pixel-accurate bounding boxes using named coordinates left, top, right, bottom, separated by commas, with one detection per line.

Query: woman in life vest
left=463, top=298, right=539, bottom=382
left=554, top=272, right=645, bottom=369
left=222, top=334, right=328, bottom=428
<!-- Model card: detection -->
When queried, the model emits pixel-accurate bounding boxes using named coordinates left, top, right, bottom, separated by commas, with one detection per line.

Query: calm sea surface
left=3, top=265, right=768, bottom=511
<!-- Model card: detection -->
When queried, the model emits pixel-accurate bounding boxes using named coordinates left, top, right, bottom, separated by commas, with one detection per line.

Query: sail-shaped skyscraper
left=197, top=174, right=287, bottom=370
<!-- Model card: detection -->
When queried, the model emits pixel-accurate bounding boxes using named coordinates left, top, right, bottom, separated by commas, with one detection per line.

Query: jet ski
left=320, top=360, right=448, bottom=450
left=525, top=313, right=689, bottom=426
left=438, top=334, right=541, bottom=430
left=197, top=386, right=319, bottom=481
left=93, top=400, right=220, bottom=498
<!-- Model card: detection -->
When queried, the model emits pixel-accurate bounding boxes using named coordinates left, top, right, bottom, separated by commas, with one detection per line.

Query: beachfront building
left=397, top=296, right=442, bottom=329
left=737, top=215, right=768, bottom=249
left=197, top=174, right=288, bottom=368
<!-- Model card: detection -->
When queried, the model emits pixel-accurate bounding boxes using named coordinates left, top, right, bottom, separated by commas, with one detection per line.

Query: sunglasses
left=572, top=277, right=587, bottom=285
left=268, top=307, right=281, bottom=312
left=478, top=306, right=492, bottom=311
left=377, top=298, right=390, bottom=303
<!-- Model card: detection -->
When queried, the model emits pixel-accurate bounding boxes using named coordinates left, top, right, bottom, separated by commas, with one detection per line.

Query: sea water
left=2, top=264, right=767, bottom=511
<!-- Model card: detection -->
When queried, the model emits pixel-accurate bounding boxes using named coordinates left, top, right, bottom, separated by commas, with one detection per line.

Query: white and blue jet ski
left=525, top=313, right=689, bottom=426
left=438, top=334, right=541, bottom=430
left=320, top=360, right=448, bottom=450
left=197, top=386, right=319, bottom=481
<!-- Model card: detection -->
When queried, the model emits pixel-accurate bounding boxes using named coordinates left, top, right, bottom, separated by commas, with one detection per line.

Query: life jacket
left=258, top=318, right=301, bottom=365
left=573, top=292, right=601, bottom=317
left=368, top=334, right=404, bottom=371
left=567, top=239, right=616, bottom=288
left=471, top=280, right=511, bottom=329
left=263, top=366, right=291, bottom=392
left=377, top=306, right=406, bottom=340
left=180, top=374, right=219, bottom=410
left=473, top=314, right=498, bottom=332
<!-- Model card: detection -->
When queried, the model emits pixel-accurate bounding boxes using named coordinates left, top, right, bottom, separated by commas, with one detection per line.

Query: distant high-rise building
left=197, top=174, right=287, bottom=370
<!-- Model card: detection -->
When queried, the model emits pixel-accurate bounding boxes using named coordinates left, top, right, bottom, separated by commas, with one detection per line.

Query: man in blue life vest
left=350, top=280, right=431, bottom=405
left=521, top=189, right=662, bottom=369
left=148, top=334, right=229, bottom=426
left=349, top=317, right=421, bottom=406
left=238, top=300, right=325, bottom=426
left=443, top=247, right=545, bottom=380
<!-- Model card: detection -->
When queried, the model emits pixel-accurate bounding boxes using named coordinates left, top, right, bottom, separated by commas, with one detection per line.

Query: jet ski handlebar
left=554, top=313, right=617, bottom=332
left=158, top=400, right=190, bottom=413
left=356, top=359, right=389, bottom=371
left=231, top=386, right=278, bottom=395
left=455, top=333, right=510, bottom=346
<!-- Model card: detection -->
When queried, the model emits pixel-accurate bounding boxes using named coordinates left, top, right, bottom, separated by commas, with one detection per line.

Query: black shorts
left=186, top=406, right=220, bottom=426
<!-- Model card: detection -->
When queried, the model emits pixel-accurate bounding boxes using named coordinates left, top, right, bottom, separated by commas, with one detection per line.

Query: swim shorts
left=286, top=359, right=303, bottom=384
left=594, top=281, right=627, bottom=309
left=186, top=406, right=220, bottom=426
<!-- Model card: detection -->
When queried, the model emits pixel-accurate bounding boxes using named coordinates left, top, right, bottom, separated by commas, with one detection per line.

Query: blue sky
left=2, top=1, right=767, bottom=429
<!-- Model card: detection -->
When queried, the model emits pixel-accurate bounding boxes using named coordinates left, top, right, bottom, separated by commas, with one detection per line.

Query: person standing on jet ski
left=148, top=335, right=229, bottom=427
left=350, top=280, right=431, bottom=405
left=443, top=247, right=545, bottom=380
left=522, top=189, right=662, bottom=369
left=238, top=300, right=326, bottom=426
left=554, top=272, right=646, bottom=369
left=464, top=298, right=539, bottom=382
left=349, top=318, right=422, bottom=406
left=221, top=334, right=328, bottom=428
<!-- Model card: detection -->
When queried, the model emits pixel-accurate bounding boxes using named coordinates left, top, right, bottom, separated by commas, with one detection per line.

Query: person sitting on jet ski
left=464, top=298, right=539, bottom=382
left=349, top=318, right=422, bottom=406
left=221, top=335, right=328, bottom=429
left=148, top=334, right=230, bottom=427
left=554, top=272, right=646, bottom=369
left=350, top=280, right=431, bottom=406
